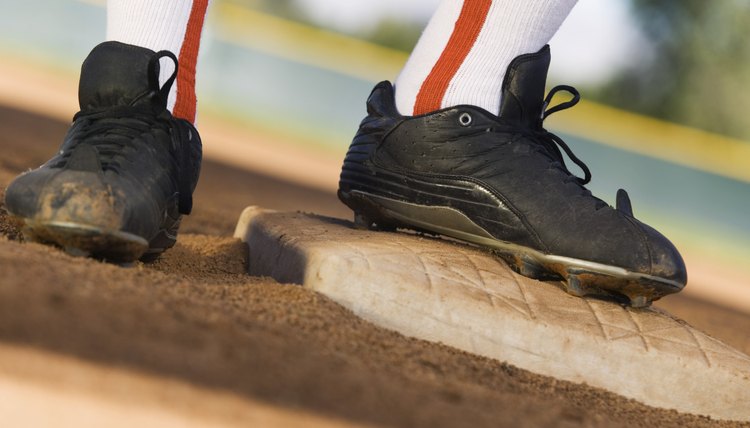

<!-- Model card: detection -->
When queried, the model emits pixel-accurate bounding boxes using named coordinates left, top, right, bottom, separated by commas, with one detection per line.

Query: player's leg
left=3, top=0, right=210, bottom=262
left=395, top=0, right=575, bottom=115
left=338, top=0, right=686, bottom=306
left=107, top=0, right=209, bottom=123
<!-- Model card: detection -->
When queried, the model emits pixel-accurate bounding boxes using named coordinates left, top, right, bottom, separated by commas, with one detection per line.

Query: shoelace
left=534, top=85, right=591, bottom=186
left=519, top=85, right=612, bottom=211
left=534, top=86, right=635, bottom=214
left=67, top=106, right=172, bottom=174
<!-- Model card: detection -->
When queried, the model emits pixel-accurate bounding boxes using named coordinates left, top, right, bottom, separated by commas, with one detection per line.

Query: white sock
left=395, top=0, right=577, bottom=116
left=106, top=0, right=210, bottom=123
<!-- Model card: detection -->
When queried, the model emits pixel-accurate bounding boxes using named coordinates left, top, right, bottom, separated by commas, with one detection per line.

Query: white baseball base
left=234, top=207, right=750, bottom=422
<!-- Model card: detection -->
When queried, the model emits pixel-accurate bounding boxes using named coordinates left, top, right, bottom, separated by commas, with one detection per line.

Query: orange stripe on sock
left=413, top=0, right=492, bottom=115
left=173, top=0, right=209, bottom=124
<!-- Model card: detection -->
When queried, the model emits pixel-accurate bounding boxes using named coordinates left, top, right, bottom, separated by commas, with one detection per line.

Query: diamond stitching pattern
left=273, top=213, right=750, bottom=369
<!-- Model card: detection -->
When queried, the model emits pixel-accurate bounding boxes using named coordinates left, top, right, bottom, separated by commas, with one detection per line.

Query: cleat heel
left=352, top=204, right=398, bottom=232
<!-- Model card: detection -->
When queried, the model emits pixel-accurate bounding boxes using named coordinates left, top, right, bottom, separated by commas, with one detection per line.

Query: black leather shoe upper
left=4, top=41, right=202, bottom=242
left=339, top=45, right=687, bottom=285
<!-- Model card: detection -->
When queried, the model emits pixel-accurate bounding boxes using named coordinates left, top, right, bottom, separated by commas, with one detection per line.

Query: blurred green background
left=0, top=0, right=748, bottom=269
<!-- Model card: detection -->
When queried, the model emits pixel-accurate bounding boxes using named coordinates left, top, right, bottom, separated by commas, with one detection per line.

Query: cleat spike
left=64, top=246, right=90, bottom=258
left=354, top=211, right=398, bottom=232
left=565, top=273, right=586, bottom=297
left=353, top=213, right=372, bottom=230
left=374, top=222, right=397, bottom=232
left=117, top=261, right=137, bottom=268
left=21, top=228, right=41, bottom=244
left=629, top=295, right=651, bottom=308
left=518, top=258, right=543, bottom=279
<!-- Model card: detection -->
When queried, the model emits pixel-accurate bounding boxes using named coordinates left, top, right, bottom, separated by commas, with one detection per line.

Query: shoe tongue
left=498, top=45, right=551, bottom=128
left=78, top=41, right=167, bottom=110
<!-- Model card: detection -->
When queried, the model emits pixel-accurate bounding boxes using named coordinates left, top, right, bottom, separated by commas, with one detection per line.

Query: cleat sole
left=340, top=190, right=684, bottom=306
left=18, top=218, right=149, bottom=263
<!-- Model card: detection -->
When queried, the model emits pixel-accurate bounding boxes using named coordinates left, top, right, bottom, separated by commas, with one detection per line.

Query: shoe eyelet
left=458, top=112, right=473, bottom=127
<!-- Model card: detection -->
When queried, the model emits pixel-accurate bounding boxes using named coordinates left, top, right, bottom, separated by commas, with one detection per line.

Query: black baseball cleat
left=3, top=41, right=202, bottom=263
left=338, top=45, right=686, bottom=307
